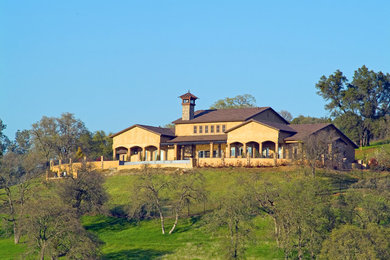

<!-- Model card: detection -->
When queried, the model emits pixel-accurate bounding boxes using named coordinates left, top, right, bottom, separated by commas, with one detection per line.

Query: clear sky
left=1, top=0, right=390, bottom=139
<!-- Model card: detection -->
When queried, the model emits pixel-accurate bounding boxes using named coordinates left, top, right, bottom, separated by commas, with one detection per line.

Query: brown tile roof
left=225, top=119, right=297, bottom=133
left=172, top=107, right=271, bottom=124
left=179, top=92, right=198, bottom=99
left=166, top=134, right=227, bottom=144
left=110, top=124, right=175, bottom=138
left=284, top=123, right=332, bottom=141
left=285, top=123, right=358, bottom=148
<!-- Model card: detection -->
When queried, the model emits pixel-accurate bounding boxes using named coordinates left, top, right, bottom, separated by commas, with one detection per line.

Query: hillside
left=355, top=139, right=390, bottom=161
left=0, top=166, right=363, bottom=259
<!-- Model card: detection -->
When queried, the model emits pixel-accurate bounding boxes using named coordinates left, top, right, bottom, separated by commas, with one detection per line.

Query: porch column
left=157, top=146, right=161, bottom=160
left=243, top=143, right=247, bottom=158
left=174, top=144, right=178, bottom=160
left=227, top=143, right=231, bottom=158
left=127, top=148, right=131, bottom=162
left=142, top=147, right=146, bottom=161
left=259, top=142, right=263, bottom=158
left=210, top=142, right=214, bottom=158
left=275, top=142, right=279, bottom=159
left=181, top=145, right=185, bottom=160
left=113, top=149, right=116, bottom=160
left=253, top=146, right=257, bottom=158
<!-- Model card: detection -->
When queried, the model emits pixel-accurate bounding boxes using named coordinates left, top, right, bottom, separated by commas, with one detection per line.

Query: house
left=110, top=92, right=357, bottom=168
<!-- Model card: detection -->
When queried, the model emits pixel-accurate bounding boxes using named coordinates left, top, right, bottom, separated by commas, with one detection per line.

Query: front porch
left=114, top=140, right=299, bottom=167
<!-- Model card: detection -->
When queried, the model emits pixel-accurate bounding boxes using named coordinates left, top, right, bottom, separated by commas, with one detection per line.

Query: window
left=211, top=125, right=214, bottom=133
left=222, top=125, right=226, bottom=132
left=183, top=99, right=189, bottom=103
left=199, top=126, right=203, bottom=133
left=198, top=151, right=210, bottom=158
left=205, top=125, right=209, bottom=133
left=216, top=125, right=220, bottom=133
left=193, top=126, right=197, bottom=134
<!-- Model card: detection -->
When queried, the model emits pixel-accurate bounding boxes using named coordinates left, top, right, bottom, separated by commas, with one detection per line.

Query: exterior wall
left=175, top=121, right=242, bottom=136
left=197, top=158, right=291, bottom=167
left=50, top=160, right=120, bottom=178
left=344, top=145, right=355, bottom=163
left=251, top=109, right=286, bottom=124
left=166, top=146, right=176, bottom=160
left=113, top=127, right=161, bottom=150
left=320, top=125, right=356, bottom=163
left=227, top=121, right=279, bottom=144
left=182, top=104, right=195, bottom=121
left=119, top=160, right=193, bottom=170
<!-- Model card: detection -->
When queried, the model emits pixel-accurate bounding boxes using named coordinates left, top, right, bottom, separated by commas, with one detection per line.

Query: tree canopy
left=210, top=94, right=256, bottom=109
left=316, top=65, right=390, bottom=146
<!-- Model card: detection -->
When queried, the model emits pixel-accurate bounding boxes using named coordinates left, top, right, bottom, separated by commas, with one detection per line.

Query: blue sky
left=1, top=0, right=390, bottom=138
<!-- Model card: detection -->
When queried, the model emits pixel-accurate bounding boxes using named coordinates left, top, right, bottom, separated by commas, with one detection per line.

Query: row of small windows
left=193, top=124, right=226, bottom=134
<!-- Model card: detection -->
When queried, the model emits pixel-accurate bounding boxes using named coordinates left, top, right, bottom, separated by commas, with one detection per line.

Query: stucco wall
left=227, top=121, right=279, bottom=144
left=112, top=127, right=161, bottom=150
left=175, top=121, right=242, bottom=136
left=197, top=158, right=291, bottom=167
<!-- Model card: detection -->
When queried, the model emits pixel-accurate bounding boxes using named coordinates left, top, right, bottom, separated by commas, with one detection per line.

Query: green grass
left=355, top=139, right=390, bottom=161
left=0, top=166, right=365, bottom=259
left=82, top=214, right=283, bottom=259
left=0, top=237, right=27, bottom=260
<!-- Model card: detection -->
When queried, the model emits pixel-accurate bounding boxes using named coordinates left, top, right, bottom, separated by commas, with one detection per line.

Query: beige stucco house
left=110, top=92, right=357, bottom=168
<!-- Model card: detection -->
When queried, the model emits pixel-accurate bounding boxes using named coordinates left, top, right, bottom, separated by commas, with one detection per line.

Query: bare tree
left=167, top=171, right=205, bottom=234
left=0, top=150, right=38, bottom=244
left=279, top=110, right=293, bottom=122
left=57, top=162, right=108, bottom=216
left=129, top=167, right=206, bottom=235
left=23, top=197, right=99, bottom=260
left=31, top=113, right=88, bottom=164
left=303, top=130, right=338, bottom=176
left=207, top=182, right=255, bottom=259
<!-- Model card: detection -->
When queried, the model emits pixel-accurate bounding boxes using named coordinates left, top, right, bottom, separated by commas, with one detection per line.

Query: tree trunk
left=169, top=210, right=179, bottom=234
left=13, top=223, right=20, bottom=244
left=272, top=217, right=280, bottom=247
left=40, top=242, right=46, bottom=260
left=158, top=209, right=165, bottom=234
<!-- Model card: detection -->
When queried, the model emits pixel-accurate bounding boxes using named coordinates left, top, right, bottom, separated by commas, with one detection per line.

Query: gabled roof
left=110, top=124, right=175, bottom=138
left=172, top=107, right=271, bottom=124
left=284, top=123, right=331, bottom=141
left=285, top=123, right=359, bottom=148
left=225, top=119, right=297, bottom=133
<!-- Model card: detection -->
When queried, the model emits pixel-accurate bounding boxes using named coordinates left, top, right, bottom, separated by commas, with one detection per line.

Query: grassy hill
left=355, top=139, right=390, bottom=161
left=0, top=167, right=363, bottom=259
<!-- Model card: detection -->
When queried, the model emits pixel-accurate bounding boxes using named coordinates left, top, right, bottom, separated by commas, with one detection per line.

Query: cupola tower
left=179, top=91, right=198, bottom=120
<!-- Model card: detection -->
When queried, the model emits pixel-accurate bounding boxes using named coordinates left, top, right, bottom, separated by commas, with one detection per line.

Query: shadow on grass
left=84, top=216, right=134, bottom=233
left=174, top=215, right=203, bottom=234
left=103, top=249, right=171, bottom=259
